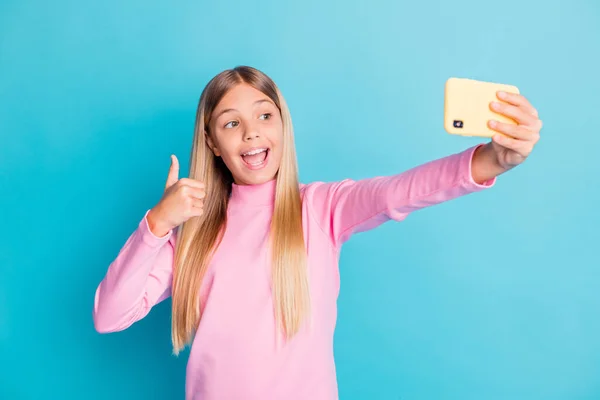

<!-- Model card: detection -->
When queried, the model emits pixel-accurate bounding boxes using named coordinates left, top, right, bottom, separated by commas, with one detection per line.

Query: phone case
left=444, top=77, right=520, bottom=138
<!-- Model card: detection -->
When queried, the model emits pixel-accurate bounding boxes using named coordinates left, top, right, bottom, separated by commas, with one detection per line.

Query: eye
left=259, top=113, right=272, bottom=120
left=224, top=120, right=239, bottom=129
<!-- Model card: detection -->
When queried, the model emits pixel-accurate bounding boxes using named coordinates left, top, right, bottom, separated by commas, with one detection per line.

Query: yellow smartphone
left=444, top=77, right=520, bottom=138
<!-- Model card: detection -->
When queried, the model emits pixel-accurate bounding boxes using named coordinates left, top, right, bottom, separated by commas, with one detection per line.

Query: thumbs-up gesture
left=146, top=155, right=206, bottom=237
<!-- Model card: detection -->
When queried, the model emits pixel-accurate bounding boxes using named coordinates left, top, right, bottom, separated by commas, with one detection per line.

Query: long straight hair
left=170, top=66, right=310, bottom=355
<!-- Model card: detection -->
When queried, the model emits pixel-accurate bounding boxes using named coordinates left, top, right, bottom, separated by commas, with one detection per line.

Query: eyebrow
left=213, top=99, right=273, bottom=121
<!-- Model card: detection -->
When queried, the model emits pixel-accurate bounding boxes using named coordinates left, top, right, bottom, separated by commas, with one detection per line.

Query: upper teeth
left=243, top=148, right=267, bottom=156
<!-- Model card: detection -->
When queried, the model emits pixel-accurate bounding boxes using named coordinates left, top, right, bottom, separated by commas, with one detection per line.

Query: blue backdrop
left=1, top=0, right=599, bottom=399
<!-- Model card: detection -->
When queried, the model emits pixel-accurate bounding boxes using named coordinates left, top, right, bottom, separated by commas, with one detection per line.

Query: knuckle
left=502, top=124, right=517, bottom=135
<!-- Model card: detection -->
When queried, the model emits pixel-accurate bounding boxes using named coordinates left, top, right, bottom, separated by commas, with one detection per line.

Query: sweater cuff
left=139, top=209, right=173, bottom=247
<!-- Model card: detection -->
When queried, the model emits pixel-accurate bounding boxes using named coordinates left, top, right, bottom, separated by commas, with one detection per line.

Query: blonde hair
left=170, top=66, right=310, bottom=355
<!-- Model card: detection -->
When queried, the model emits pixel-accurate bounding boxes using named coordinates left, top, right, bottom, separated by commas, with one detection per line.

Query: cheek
left=266, top=123, right=284, bottom=146
left=213, top=137, right=239, bottom=163
left=270, top=142, right=284, bottom=168
left=271, top=128, right=284, bottom=158
left=221, top=148, right=241, bottom=166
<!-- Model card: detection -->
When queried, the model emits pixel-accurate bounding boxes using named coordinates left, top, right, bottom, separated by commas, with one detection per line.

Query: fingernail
left=491, top=101, right=500, bottom=109
left=489, top=120, right=497, bottom=127
left=498, top=91, right=506, bottom=98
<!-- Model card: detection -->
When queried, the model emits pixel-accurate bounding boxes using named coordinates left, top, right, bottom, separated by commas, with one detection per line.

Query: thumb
left=165, top=155, right=179, bottom=190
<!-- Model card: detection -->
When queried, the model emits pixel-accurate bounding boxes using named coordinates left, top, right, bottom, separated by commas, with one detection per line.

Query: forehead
left=215, top=83, right=273, bottom=111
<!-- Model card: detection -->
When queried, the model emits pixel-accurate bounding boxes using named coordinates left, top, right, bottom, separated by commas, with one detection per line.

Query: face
left=207, top=83, right=284, bottom=186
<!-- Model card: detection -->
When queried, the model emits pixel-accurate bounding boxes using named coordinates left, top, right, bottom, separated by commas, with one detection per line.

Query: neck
left=229, top=178, right=277, bottom=207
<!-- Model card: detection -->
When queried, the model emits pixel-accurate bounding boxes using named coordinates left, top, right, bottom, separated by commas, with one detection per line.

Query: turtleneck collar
left=229, top=178, right=277, bottom=207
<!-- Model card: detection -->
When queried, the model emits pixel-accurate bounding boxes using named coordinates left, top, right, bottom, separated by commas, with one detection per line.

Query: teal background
left=1, top=0, right=599, bottom=399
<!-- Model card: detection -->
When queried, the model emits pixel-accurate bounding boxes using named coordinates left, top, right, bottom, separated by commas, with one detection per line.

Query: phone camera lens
left=453, top=120, right=463, bottom=128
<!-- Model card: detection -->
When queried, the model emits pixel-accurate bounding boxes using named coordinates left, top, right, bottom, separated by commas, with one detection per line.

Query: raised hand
left=487, top=91, right=543, bottom=170
left=146, top=155, right=206, bottom=237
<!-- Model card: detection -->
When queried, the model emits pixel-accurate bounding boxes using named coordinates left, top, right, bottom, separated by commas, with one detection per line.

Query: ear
left=205, top=130, right=221, bottom=157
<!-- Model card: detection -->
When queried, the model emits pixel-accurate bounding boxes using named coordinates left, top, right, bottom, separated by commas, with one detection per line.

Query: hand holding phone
left=444, top=77, right=520, bottom=138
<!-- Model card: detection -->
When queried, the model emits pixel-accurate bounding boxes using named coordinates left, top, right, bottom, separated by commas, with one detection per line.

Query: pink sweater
left=93, top=144, right=495, bottom=399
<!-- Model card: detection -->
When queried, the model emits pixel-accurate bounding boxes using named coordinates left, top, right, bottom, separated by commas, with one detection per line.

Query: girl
left=93, top=66, right=542, bottom=400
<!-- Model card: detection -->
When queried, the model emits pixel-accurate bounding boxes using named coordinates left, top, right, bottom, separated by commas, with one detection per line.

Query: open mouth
left=241, top=147, right=270, bottom=169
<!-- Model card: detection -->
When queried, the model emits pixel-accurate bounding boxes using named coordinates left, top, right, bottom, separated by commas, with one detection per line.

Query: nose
left=243, top=127, right=260, bottom=141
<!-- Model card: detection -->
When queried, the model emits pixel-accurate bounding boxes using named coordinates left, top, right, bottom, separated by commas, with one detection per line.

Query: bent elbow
left=92, top=305, right=136, bottom=334
left=92, top=287, right=131, bottom=334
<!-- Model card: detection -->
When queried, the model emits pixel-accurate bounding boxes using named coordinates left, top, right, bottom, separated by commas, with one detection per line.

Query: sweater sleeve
left=307, top=144, right=496, bottom=249
left=93, top=209, right=176, bottom=333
